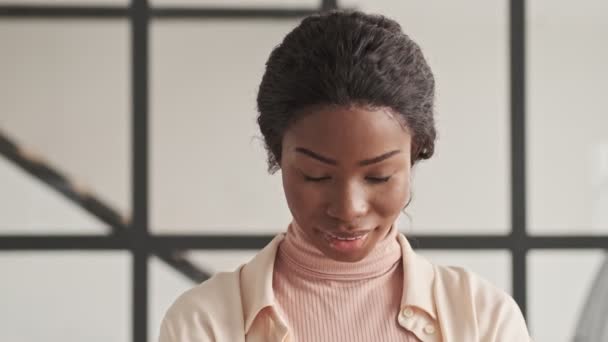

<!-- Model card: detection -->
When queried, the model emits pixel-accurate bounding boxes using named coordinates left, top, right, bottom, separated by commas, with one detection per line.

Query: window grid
left=1, top=1, right=606, bottom=342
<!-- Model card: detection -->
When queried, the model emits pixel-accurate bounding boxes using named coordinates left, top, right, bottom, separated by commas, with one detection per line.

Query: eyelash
left=367, top=176, right=391, bottom=184
left=304, top=176, right=391, bottom=184
left=304, top=176, right=331, bottom=182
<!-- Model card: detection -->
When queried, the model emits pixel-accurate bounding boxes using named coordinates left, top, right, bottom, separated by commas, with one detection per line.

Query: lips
left=322, top=230, right=369, bottom=241
left=319, top=229, right=371, bottom=254
left=324, top=231, right=369, bottom=240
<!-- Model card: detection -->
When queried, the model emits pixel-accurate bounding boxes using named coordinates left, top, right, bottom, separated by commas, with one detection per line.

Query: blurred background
left=0, top=0, right=606, bottom=341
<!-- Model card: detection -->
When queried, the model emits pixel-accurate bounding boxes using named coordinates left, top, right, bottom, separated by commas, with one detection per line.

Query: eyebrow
left=295, top=147, right=401, bottom=166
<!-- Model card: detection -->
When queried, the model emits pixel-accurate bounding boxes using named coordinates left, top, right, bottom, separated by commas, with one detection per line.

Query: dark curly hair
left=257, top=10, right=436, bottom=173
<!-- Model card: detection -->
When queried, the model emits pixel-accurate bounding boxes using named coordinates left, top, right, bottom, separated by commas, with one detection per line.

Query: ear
left=402, top=189, right=413, bottom=212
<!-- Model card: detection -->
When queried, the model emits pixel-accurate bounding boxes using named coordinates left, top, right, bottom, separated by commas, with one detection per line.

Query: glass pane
left=342, top=0, right=511, bottom=234
left=0, top=158, right=107, bottom=233
left=527, top=0, right=608, bottom=234
left=187, top=249, right=258, bottom=273
left=0, top=252, right=130, bottom=342
left=150, top=255, right=193, bottom=342
left=151, top=21, right=300, bottom=234
left=150, top=0, right=317, bottom=8
left=0, top=21, right=130, bottom=234
left=419, top=250, right=512, bottom=293
left=528, top=250, right=608, bottom=341
left=149, top=250, right=256, bottom=340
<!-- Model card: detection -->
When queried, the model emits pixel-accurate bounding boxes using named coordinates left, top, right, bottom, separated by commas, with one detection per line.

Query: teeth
left=335, top=236, right=357, bottom=241
left=326, top=232, right=367, bottom=241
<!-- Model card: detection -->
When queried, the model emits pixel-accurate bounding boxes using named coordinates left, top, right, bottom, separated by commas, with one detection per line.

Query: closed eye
left=304, top=175, right=331, bottom=182
left=366, top=176, right=391, bottom=184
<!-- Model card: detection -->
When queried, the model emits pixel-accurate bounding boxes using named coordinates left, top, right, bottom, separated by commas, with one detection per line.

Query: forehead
left=283, top=106, right=412, bottom=160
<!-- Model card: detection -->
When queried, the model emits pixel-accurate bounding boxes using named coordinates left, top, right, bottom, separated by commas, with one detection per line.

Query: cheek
left=282, top=170, right=324, bottom=220
left=372, top=175, right=410, bottom=217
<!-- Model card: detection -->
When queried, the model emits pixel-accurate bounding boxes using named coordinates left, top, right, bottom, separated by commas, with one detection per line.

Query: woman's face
left=281, top=105, right=412, bottom=262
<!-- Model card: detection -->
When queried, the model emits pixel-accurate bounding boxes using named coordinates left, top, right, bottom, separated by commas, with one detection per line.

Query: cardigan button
left=401, top=307, right=415, bottom=318
left=424, top=324, right=436, bottom=335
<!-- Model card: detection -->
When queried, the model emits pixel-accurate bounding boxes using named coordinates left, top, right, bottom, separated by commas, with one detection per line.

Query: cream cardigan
left=159, top=233, right=532, bottom=342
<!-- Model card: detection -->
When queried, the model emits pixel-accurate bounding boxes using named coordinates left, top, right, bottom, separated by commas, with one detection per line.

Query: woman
left=159, top=10, right=531, bottom=342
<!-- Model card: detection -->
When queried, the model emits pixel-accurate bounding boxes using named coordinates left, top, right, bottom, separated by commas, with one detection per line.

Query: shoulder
left=433, top=265, right=532, bottom=341
left=433, top=264, right=509, bottom=302
left=159, top=271, right=244, bottom=342
left=165, top=271, right=242, bottom=318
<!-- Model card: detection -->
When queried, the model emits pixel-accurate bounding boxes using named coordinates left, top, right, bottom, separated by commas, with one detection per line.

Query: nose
left=326, top=181, right=369, bottom=223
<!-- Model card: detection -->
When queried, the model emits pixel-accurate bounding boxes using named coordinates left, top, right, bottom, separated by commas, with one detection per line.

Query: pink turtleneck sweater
left=273, top=222, right=420, bottom=342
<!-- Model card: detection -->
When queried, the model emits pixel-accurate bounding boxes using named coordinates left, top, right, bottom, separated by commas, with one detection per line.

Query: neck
left=277, top=221, right=402, bottom=280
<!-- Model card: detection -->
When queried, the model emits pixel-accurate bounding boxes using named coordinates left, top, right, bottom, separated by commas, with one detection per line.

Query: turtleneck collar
left=277, top=220, right=402, bottom=281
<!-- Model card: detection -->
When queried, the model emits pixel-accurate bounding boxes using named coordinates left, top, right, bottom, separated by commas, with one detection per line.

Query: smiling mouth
left=319, top=230, right=371, bottom=253
left=322, top=230, right=370, bottom=241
